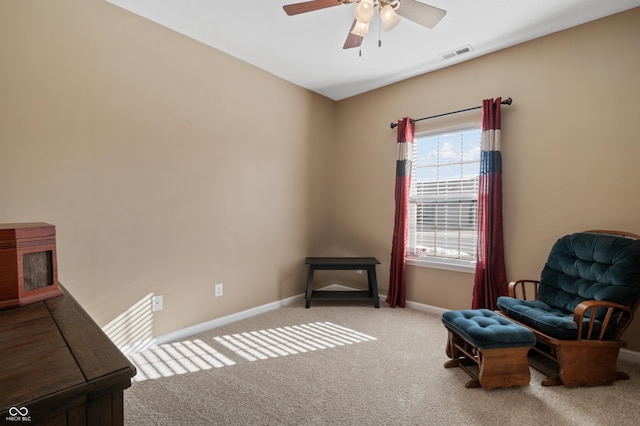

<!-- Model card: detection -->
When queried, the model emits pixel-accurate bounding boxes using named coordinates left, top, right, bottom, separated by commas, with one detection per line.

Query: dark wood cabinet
left=0, top=286, right=136, bottom=425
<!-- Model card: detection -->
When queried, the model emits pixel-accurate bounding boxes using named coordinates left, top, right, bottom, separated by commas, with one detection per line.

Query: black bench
left=304, top=257, right=380, bottom=308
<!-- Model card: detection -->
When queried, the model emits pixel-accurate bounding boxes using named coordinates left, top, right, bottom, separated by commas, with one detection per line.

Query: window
left=407, top=124, right=481, bottom=272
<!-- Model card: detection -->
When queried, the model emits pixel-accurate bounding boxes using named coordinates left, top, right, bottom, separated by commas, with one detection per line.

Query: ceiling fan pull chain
left=378, top=10, right=382, bottom=48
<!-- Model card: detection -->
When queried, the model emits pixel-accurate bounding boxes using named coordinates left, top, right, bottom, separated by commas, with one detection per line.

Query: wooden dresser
left=0, top=286, right=136, bottom=425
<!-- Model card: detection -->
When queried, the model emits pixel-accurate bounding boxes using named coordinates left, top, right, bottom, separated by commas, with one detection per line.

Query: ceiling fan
left=283, top=0, right=447, bottom=50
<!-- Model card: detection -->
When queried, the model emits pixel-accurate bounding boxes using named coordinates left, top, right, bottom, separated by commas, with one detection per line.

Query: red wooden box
left=0, top=223, right=63, bottom=310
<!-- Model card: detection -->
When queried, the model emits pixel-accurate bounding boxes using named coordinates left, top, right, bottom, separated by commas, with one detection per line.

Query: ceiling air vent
left=441, top=45, right=473, bottom=60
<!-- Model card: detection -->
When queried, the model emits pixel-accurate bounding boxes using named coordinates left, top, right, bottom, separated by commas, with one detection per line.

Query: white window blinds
left=408, top=126, right=481, bottom=266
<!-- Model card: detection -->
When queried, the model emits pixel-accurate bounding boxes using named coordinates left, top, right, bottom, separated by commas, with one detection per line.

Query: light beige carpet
left=124, top=300, right=640, bottom=425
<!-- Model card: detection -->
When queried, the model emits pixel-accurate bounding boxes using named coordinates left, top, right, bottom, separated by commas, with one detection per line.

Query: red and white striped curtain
left=387, top=117, right=414, bottom=308
left=472, top=98, right=508, bottom=310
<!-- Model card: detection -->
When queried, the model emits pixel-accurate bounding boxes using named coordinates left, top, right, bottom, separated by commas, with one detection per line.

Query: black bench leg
left=367, top=266, right=380, bottom=308
left=305, top=267, right=315, bottom=308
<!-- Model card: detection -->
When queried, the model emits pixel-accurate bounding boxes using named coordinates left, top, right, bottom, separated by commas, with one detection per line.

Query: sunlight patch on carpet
left=128, top=322, right=376, bottom=382
left=129, top=339, right=236, bottom=382
left=214, top=321, right=377, bottom=361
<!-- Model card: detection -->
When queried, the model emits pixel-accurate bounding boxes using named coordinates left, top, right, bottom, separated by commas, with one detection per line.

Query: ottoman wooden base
left=444, top=329, right=532, bottom=389
left=441, top=309, right=536, bottom=389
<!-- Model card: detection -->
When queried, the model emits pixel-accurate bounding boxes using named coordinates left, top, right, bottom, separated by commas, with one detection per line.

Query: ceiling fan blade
left=283, top=0, right=342, bottom=16
left=343, top=20, right=363, bottom=49
left=396, top=0, right=447, bottom=29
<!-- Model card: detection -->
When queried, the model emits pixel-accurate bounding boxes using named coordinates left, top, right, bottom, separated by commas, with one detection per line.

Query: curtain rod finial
left=390, top=122, right=398, bottom=129
left=502, top=97, right=512, bottom=105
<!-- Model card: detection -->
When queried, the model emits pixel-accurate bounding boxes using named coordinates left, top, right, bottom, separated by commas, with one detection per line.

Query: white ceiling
left=105, top=0, right=640, bottom=101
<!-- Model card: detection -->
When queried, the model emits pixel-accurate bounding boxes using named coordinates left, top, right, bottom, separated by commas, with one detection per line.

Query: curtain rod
left=389, top=97, right=512, bottom=129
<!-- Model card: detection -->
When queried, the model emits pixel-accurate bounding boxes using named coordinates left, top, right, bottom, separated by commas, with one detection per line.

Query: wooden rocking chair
left=497, top=230, right=640, bottom=386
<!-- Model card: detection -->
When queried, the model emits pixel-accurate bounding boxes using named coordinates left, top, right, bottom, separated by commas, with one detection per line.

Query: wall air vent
left=441, top=45, right=473, bottom=60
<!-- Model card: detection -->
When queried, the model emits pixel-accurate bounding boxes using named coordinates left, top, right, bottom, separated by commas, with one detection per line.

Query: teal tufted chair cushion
left=497, top=232, right=640, bottom=340
left=539, top=232, right=640, bottom=313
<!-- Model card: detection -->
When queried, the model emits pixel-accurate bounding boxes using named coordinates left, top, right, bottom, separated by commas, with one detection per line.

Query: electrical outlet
left=215, top=283, right=223, bottom=297
left=356, top=270, right=363, bottom=274
left=152, top=295, right=163, bottom=312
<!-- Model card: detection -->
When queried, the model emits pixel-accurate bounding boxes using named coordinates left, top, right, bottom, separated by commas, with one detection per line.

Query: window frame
left=405, top=122, right=482, bottom=274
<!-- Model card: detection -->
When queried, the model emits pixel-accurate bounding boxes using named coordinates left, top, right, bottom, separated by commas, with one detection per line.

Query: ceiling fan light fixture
left=350, top=20, right=370, bottom=37
left=380, top=5, right=401, bottom=32
left=354, top=0, right=375, bottom=24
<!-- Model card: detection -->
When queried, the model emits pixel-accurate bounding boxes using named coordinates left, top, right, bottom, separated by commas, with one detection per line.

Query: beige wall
left=2, top=1, right=640, bottom=352
left=335, top=8, right=640, bottom=351
left=0, top=0, right=336, bottom=340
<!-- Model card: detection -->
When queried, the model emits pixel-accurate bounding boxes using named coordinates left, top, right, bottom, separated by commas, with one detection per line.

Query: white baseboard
left=118, top=285, right=640, bottom=364
left=620, top=348, right=640, bottom=364
left=120, top=284, right=347, bottom=354
left=404, top=299, right=448, bottom=316
left=119, top=292, right=305, bottom=354
left=317, top=283, right=360, bottom=291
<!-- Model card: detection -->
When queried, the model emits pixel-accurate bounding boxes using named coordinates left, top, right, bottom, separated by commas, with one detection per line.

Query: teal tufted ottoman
left=441, top=309, right=536, bottom=389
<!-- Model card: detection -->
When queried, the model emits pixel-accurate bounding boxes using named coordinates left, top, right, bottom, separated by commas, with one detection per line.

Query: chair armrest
left=574, top=300, right=634, bottom=341
left=508, top=280, right=539, bottom=299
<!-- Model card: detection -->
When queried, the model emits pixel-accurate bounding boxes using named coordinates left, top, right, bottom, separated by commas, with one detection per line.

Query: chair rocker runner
left=497, top=230, right=640, bottom=387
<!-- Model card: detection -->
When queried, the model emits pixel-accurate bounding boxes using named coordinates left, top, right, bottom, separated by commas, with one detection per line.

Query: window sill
left=406, top=257, right=476, bottom=274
